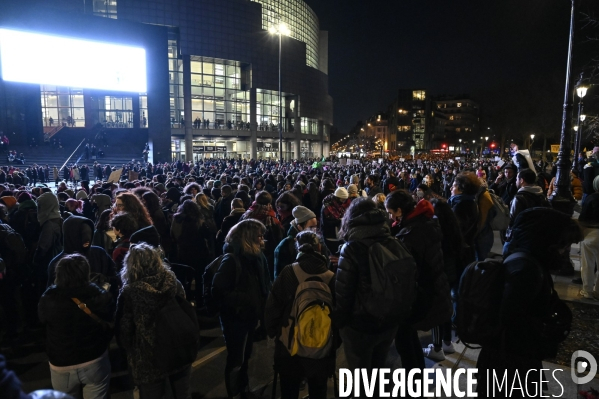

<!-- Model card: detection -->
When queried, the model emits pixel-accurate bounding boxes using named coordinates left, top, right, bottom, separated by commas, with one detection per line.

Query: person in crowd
left=489, top=163, right=518, bottom=206
left=474, top=182, right=495, bottom=261
left=47, top=215, right=117, bottom=295
left=141, top=191, right=171, bottom=255
left=506, top=168, right=550, bottom=240
left=302, top=181, right=321, bottom=216
left=212, top=219, right=271, bottom=399
left=115, top=243, right=191, bottom=399
left=578, top=175, right=599, bottom=299
left=113, top=192, right=152, bottom=229
left=214, top=185, right=235, bottom=230
left=195, top=192, right=218, bottom=256
left=448, top=172, right=480, bottom=266
left=385, top=190, right=452, bottom=364
left=240, top=191, right=284, bottom=280
left=110, top=212, right=139, bottom=270
left=321, top=187, right=349, bottom=255
left=64, top=198, right=84, bottom=218
left=92, top=209, right=115, bottom=255
left=274, top=205, right=318, bottom=279
left=335, top=198, right=412, bottom=376
left=216, top=198, right=245, bottom=255
left=364, top=175, right=383, bottom=197
left=275, top=191, right=301, bottom=234
left=383, top=169, right=401, bottom=194
left=265, top=230, right=335, bottom=399
left=39, top=254, right=113, bottom=399
left=75, top=190, right=95, bottom=222
left=171, top=200, right=210, bottom=300
left=476, top=208, right=582, bottom=396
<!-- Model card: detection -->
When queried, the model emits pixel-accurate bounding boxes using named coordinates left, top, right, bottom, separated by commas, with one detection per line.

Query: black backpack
left=154, top=295, right=199, bottom=373
left=356, top=238, right=418, bottom=326
left=456, top=252, right=572, bottom=352
left=202, top=253, right=241, bottom=316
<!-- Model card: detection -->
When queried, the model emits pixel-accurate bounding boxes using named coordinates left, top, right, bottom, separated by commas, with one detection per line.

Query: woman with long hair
left=115, top=243, right=191, bottom=399
left=195, top=192, right=218, bottom=256
left=113, top=192, right=152, bottom=229
left=141, top=191, right=171, bottom=255
left=212, top=219, right=271, bottom=399
left=275, top=191, right=301, bottom=234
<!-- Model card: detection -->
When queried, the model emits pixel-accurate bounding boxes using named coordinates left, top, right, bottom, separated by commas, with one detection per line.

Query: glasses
left=115, top=203, right=125, bottom=209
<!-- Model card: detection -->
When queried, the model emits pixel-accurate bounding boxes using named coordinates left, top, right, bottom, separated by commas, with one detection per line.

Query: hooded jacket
left=509, top=186, right=550, bottom=229
left=396, top=200, right=452, bottom=331
left=33, top=193, right=63, bottom=271
left=47, top=216, right=117, bottom=289
left=91, top=194, right=112, bottom=219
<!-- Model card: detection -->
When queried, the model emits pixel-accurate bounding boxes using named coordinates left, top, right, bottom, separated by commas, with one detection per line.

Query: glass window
left=413, top=90, right=426, bottom=101
left=40, top=85, right=85, bottom=128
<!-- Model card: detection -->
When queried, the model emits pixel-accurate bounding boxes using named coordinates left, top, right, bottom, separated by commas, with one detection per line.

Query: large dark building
left=388, top=89, right=431, bottom=154
left=0, top=0, right=333, bottom=162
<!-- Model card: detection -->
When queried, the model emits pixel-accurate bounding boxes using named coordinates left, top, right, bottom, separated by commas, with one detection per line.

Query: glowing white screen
left=0, top=28, right=147, bottom=92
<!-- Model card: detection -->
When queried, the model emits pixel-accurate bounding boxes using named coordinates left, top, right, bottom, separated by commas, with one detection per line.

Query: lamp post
left=574, top=82, right=588, bottom=171
left=269, top=23, right=290, bottom=163
left=549, top=0, right=577, bottom=215
left=530, top=134, right=535, bottom=154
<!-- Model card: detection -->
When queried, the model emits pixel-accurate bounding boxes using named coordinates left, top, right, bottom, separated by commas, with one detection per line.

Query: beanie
left=347, top=184, right=358, bottom=195
left=334, top=187, right=349, bottom=200
left=17, top=191, right=32, bottom=203
left=292, top=205, right=316, bottom=224
left=76, top=190, right=88, bottom=200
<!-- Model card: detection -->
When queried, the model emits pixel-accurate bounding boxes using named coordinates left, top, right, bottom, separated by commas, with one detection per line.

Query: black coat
left=39, top=283, right=113, bottom=367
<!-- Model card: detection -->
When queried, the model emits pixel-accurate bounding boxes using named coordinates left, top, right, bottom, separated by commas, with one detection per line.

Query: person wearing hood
left=385, top=190, right=452, bottom=366
left=216, top=198, right=245, bottom=256
left=90, top=193, right=112, bottom=222
left=75, top=190, right=95, bottom=222
left=33, top=193, right=64, bottom=298
left=447, top=172, right=480, bottom=266
left=320, top=187, right=349, bottom=256
left=214, top=185, right=235, bottom=231
left=273, top=206, right=319, bottom=279
left=47, top=215, right=117, bottom=294
left=506, top=168, right=550, bottom=240
left=212, top=219, right=271, bottom=399
left=9, top=191, right=41, bottom=253
left=335, top=198, right=414, bottom=380
left=240, top=191, right=284, bottom=280
left=476, top=208, right=582, bottom=397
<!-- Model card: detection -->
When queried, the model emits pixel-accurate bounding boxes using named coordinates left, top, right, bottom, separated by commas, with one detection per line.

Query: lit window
left=449, top=116, right=454, bottom=121
left=413, top=90, right=426, bottom=101
left=457, top=103, right=462, bottom=107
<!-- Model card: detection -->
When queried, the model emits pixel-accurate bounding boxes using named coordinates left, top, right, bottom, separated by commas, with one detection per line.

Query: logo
left=571, top=350, right=598, bottom=385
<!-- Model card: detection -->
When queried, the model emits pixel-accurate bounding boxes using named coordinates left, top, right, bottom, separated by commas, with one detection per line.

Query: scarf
left=243, top=203, right=281, bottom=227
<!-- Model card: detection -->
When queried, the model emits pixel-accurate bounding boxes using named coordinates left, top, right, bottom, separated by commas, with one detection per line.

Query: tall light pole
left=269, top=23, right=290, bottom=163
left=574, top=82, right=588, bottom=171
left=549, top=0, right=576, bottom=215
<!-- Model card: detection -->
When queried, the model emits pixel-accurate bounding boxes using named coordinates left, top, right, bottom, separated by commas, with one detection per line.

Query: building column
left=318, top=120, right=324, bottom=158
left=250, top=88, right=257, bottom=159
left=294, top=110, right=301, bottom=159
left=182, top=55, right=193, bottom=163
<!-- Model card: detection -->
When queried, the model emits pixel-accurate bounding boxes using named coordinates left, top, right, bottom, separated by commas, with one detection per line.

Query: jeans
left=340, top=325, right=397, bottom=371
left=50, top=353, right=111, bottom=399
left=138, top=366, right=191, bottom=399
left=220, top=316, right=258, bottom=397
left=581, top=228, right=599, bottom=294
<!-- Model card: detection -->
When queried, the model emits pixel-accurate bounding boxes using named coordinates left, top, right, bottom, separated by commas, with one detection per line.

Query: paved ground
left=6, top=231, right=599, bottom=399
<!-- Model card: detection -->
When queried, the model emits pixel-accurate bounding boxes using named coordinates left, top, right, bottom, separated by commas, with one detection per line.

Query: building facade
left=0, top=0, right=333, bottom=162
left=388, top=89, right=431, bottom=154
left=431, top=95, right=480, bottom=152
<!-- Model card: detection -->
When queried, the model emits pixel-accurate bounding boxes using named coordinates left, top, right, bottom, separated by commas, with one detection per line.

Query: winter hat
left=347, top=184, right=358, bottom=195
left=130, top=225, right=161, bottom=248
left=154, top=183, right=166, bottom=194
left=76, top=190, right=88, bottom=200
left=64, top=189, right=75, bottom=198
left=292, top=205, right=316, bottom=224
left=0, top=196, right=16, bottom=209
left=334, top=187, right=349, bottom=200
left=17, top=191, right=32, bottom=203
left=166, top=187, right=182, bottom=203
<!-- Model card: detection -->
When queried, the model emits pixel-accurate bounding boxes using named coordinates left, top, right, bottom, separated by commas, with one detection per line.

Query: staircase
left=6, top=126, right=149, bottom=182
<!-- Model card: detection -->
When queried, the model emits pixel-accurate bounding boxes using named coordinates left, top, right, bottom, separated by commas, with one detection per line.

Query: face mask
left=416, top=190, right=424, bottom=198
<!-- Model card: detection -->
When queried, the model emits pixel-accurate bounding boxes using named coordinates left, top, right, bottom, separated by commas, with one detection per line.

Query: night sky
left=306, top=0, right=599, bottom=139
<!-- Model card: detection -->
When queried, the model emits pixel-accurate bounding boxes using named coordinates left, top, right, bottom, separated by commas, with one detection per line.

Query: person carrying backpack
left=474, top=208, right=582, bottom=397
left=265, top=231, right=335, bottom=399
left=212, top=219, right=271, bottom=399
left=335, top=198, right=417, bottom=377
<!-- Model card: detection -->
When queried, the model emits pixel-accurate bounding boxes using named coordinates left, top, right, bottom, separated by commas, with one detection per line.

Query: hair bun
left=297, top=242, right=315, bottom=253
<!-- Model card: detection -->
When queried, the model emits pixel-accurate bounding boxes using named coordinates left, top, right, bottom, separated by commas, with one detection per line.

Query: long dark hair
left=142, top=191, right=162, bottom=216
left=338, top=197, right=377, bottom=239
left=174, top=199, right=203, bottom=228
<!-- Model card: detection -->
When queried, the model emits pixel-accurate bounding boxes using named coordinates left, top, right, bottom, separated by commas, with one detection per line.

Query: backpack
left=486, top=188, right=511, bottom=231
left=202, top=253, right=241, bottom=315
left=357, top=238, right=418, bottom=325
left=456, top=252, right=572, bottom=352
left=0, top=223, right=27, bottom=275
left=154, top=295, right=200, bottom=373
left=279, top=263, right=334, bottom=359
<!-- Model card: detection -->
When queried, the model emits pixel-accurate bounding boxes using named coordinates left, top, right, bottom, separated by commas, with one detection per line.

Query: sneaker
left=442, top=341, right=456, bottom=354
left=579, top=290, right=596, bottom=300
left=423, top=344, right=445, bottom=361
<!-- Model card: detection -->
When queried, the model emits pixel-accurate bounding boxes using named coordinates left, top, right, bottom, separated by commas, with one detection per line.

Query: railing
left=43, top=125, right=65, bottom=141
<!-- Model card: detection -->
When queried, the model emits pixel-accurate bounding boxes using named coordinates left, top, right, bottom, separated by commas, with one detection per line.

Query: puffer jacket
left=115, top=267, right=185, bottom=384
left=39, top=283, right=113, bottom=367
left=335, top=209, right=410, bottom=333
left=396, top=200, right=452, bottom=331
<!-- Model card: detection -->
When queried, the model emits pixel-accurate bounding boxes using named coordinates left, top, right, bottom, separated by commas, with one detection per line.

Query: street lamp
left=574, top=79, right=588, bottom=171
left=549, top=0, right=576, bottom=214
left=269, top=22, right=291, bottom=163
left=530, top=134, right=535, bottom=156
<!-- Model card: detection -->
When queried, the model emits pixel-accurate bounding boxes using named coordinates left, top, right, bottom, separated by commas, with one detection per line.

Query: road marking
left=192, top=346, right=227, bottom=368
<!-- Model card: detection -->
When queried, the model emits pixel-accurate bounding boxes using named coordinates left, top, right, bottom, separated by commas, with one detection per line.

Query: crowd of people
left=0, top=143, right=598, bottom=399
